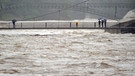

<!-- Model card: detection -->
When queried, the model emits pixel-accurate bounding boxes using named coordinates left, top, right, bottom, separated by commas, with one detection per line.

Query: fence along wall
left=0, top=21, right=118, bottom=29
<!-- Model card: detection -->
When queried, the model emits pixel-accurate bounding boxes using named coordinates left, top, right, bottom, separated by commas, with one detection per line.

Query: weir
left=106, top=19, right=135, bottom=34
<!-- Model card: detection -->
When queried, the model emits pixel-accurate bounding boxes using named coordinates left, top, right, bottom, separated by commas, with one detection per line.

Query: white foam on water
left=0, top=29, right=135, bottom=76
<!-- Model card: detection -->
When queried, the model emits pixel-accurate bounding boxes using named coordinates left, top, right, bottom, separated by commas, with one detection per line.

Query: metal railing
left=0, top=21, right=135, bottom=34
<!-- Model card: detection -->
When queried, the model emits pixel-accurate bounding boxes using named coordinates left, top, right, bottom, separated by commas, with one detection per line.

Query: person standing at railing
left=12, top=19, right=17, bottom=28
left=76, top=22, right=78, bottom=28
left=101, top=19, right=104, bottom=28
left=104, top=19, right=107, bottom=28
left=98, top=18, right=101, bottom=28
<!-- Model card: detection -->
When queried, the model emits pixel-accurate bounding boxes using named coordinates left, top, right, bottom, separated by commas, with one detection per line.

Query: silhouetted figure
left=12, top=19, right=17, bottom=28
left=98, top=18, right=101, bottom=28
left=104, top=19, right=107, bottom=28
left=76, top=22, right=78, bottom=28
left=101, top=19, right=104, bottom=28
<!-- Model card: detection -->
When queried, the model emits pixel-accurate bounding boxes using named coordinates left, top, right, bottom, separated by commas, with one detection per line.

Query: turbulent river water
left=0, top=29, right=135, bottom=76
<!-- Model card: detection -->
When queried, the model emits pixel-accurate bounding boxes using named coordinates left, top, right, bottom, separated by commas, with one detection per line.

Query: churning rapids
left=0, top=29, right=135, bottom=76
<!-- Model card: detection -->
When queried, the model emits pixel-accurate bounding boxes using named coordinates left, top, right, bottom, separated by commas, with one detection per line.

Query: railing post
left=94, top=22, right=96, bottom=28
left=104, top=22, right=107, bottom=32
left=119, top=23, right=121, bottom=29
left=21, top=23, right=22, bottom=28
left=9, top=23, right=10, bottom=29
left=45, top=22, right=47, bottom=28
left=70, top=22, right=71, bottom=28
left=33, top=23, right=34, bottom=29
left=82, top=23, right=84, bottom=28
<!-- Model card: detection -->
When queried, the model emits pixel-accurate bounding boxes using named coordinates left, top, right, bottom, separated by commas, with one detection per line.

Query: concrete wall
left=0, top=0, right=135, bottom=20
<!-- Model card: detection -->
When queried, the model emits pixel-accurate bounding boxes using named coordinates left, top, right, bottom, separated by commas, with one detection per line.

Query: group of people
left=98, top=18, right=107, bottom=28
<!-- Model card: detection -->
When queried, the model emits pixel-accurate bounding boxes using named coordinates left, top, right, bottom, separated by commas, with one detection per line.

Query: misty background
left=0, top=0, right=135, bottom=21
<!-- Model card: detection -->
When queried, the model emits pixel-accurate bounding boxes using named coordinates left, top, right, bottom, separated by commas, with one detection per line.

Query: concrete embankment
left=106, top=19, right=135, bottom=34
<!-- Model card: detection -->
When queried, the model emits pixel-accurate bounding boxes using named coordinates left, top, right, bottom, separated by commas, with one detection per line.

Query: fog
left=0, top=0, right=135, bottom=20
